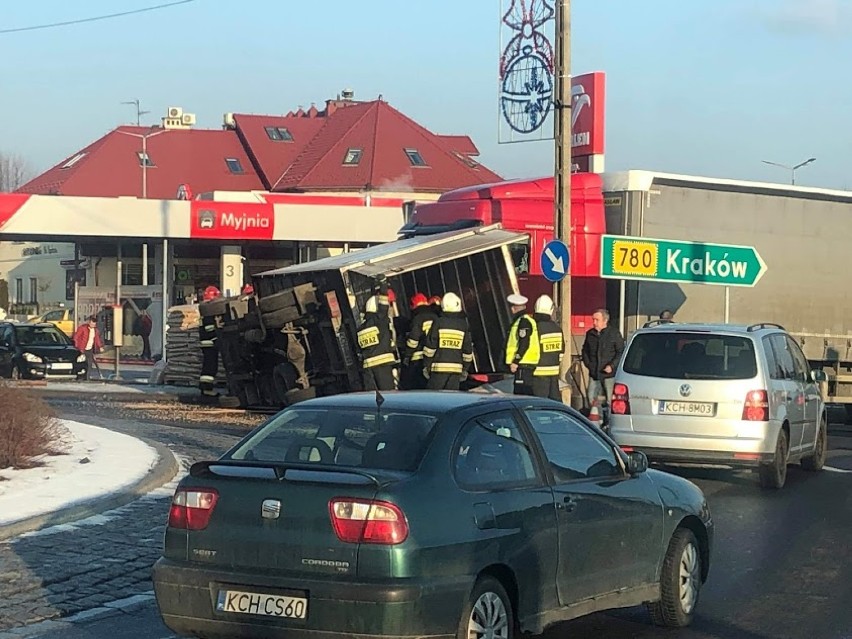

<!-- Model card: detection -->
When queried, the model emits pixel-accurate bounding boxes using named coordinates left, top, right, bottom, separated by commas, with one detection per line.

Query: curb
left=0, top=439, right=179, bottom=542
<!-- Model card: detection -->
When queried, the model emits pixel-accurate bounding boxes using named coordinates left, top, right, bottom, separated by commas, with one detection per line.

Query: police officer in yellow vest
left=505, top=293, right=539, bottom=396
left=531, top=294, right=565, bottom=401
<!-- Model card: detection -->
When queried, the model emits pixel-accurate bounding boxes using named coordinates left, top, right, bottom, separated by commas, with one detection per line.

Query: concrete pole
left=555, top=0, right=573, bottom=404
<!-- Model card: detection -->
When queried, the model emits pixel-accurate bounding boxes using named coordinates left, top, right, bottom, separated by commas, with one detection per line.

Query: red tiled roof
left=273, top=101, right=502, bottom=193
left=18, top=126, right=263, bottom=198
left=19, top=98, right=502, bottom=198
left=231, top=114, right=324, bottom=189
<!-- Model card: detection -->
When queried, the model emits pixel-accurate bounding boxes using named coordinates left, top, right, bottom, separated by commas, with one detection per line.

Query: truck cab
left=400, top=172, right=606, bottom=336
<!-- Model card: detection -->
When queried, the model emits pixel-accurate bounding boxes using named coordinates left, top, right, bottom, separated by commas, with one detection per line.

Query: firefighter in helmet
left=401, top=292, right=437, bottom=390
left=357, top=280, right=397, bottom=391
left=531, top=294, right=565, bottom=401
left=422, top=292, right=473, bottom=391
left=198, top=285, right=221, bottom=399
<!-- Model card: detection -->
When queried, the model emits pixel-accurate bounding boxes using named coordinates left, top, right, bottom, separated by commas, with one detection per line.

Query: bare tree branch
left=0, top=152, right=33, bottom=192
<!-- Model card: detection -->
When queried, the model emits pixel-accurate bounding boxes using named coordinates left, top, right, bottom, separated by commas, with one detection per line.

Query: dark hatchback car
left=153, top=393, right=713, bottom=639
left=0, top=322, right=86, bottom=380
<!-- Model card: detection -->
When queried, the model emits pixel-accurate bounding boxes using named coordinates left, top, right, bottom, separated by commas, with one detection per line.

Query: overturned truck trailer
left=213, top=225, right=526, bottom=408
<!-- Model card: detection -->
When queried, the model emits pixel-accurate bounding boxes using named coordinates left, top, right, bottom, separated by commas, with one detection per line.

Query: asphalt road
left=5, top=399, right=852, bottom=639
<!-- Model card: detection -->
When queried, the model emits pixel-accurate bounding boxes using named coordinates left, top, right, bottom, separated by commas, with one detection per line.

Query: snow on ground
left=0, top=420, right=159, bottom=527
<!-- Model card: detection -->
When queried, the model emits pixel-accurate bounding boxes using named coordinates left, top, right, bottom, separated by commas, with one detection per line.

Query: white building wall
left=0, top=241, right=75, bottom=309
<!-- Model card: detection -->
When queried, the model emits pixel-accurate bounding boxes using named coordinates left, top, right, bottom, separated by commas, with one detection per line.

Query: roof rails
left=747, top=322, right=785, bottom=332
left=642, top=319, right=676, bottom=328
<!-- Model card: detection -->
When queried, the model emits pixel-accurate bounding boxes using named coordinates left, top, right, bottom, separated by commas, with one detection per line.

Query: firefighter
left=422, top=292, right=473, bottom=391
left=402, top=292, right=437, bottom=390
left=357, top=291, right=397, bottom=391
left=531, top=294, right=564, bottom=401
left=198, top=285, right=221, bottom=399
left=504, top=293, right=540, bottom=396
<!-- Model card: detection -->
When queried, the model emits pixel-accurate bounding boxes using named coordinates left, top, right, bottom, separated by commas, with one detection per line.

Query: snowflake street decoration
left=499, top=0, right=556, bottom=140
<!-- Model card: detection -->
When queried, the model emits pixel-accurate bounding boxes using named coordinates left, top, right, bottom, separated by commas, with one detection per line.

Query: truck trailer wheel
left=199, top=299, right=228, bottom=317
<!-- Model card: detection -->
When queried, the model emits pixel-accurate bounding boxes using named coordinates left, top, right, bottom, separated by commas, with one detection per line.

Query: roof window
left=137, top=152, right=155, bottom=168
left=265, top=126, right=293, bottom=142
left=60, top=152, right=86, bottom=169
left=343, top=148, right=363, bottom=165
left=405, top=148, right=427, bottom=167
left=225, top=158, right=245, bottom=174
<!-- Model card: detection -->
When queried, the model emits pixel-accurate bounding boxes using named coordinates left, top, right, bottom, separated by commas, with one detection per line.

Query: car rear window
left=226, top=407, right=438, bottom=472
left=622, top=332, right=758, bottom=380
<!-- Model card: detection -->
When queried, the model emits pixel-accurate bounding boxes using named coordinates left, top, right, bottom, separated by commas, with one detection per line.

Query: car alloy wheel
left=467, top=591, right=510, bottom=639
left=679, top=540, right=701, bottom=615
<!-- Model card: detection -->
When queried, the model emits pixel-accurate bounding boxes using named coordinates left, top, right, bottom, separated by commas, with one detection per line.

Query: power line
left=0, top=0, right=197, bottom=35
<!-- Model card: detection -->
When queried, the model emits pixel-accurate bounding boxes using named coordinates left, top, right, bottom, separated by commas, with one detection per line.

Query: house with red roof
left=18, top=91, right=502, bottom=200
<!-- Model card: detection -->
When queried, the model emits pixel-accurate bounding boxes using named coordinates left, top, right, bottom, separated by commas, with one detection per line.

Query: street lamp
left=762, top=157, right=816, bottom=186
left=115, top=127, right=169, bottom=198
left=111, top=127, right=169, bottom=381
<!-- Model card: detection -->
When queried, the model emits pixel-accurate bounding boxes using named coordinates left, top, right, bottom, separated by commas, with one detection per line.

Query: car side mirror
left=625, top=451, right=649, bottom=475
left=811, top=369, right=827, bottom=383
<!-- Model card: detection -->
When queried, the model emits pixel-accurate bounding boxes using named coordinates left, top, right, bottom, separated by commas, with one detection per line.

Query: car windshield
left=226, top=407, right=439, bottom=472
left=15, top=325, right=72, bottom=346
left=623, top=332, right=758, bottom=380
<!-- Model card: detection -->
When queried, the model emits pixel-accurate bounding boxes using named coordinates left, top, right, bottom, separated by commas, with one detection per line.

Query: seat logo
left=679, top=384, right=692, bottom=397
left=261, top=499, right=281, bottom=520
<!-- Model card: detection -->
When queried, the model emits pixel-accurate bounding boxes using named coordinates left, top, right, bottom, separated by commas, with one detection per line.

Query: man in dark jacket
left=401, top=292, right=437, bottom=390
left=581, top=308, right=625, bottom=417
left=422, top=292, right=473, bottom=391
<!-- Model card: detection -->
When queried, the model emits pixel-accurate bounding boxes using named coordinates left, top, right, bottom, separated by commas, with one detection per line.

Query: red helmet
left=428, top=295, right=442, bottom=306
left=241, top=283, right=254, bottom=296
left=410, top=293, right=428, bottom=310
left=387, top=288, right=396, bottom=304
left=202, top=285, right=221, bottom=302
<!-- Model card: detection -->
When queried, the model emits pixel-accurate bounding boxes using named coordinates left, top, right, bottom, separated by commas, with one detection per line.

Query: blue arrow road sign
left=541, top=239, right=570, bottom=282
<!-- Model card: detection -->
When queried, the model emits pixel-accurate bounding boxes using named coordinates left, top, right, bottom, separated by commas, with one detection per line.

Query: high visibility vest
left=505, top=314, right=540, bottom=366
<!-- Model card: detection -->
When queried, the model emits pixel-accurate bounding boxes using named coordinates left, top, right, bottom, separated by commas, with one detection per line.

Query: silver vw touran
left=609, top=322, right=827, bottom=489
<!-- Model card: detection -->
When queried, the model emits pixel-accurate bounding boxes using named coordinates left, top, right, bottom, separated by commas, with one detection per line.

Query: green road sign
left=600, top=234, right=767, bottom=287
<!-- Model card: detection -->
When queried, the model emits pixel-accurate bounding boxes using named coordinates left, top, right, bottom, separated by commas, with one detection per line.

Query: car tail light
left=168, top=488, right=219, bottom=530
left=742, top=390, right=769, bottom=421
left=329, top=498, right=409, bottom=545
left=611, top=383, right=631, bottom=415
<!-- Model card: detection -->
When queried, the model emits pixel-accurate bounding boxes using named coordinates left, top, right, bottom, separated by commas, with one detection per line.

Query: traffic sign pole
left=554, top=0, right=572, bottom=406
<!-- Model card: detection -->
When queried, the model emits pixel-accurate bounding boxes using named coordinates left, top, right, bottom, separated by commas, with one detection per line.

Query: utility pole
left=555, top=0, right=573, bottom=405
left=121, top=99, right=150, bottom=126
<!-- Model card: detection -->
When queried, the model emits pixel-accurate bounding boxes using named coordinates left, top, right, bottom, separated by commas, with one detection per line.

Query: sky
left=2, top=0, right=852, bottom=189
